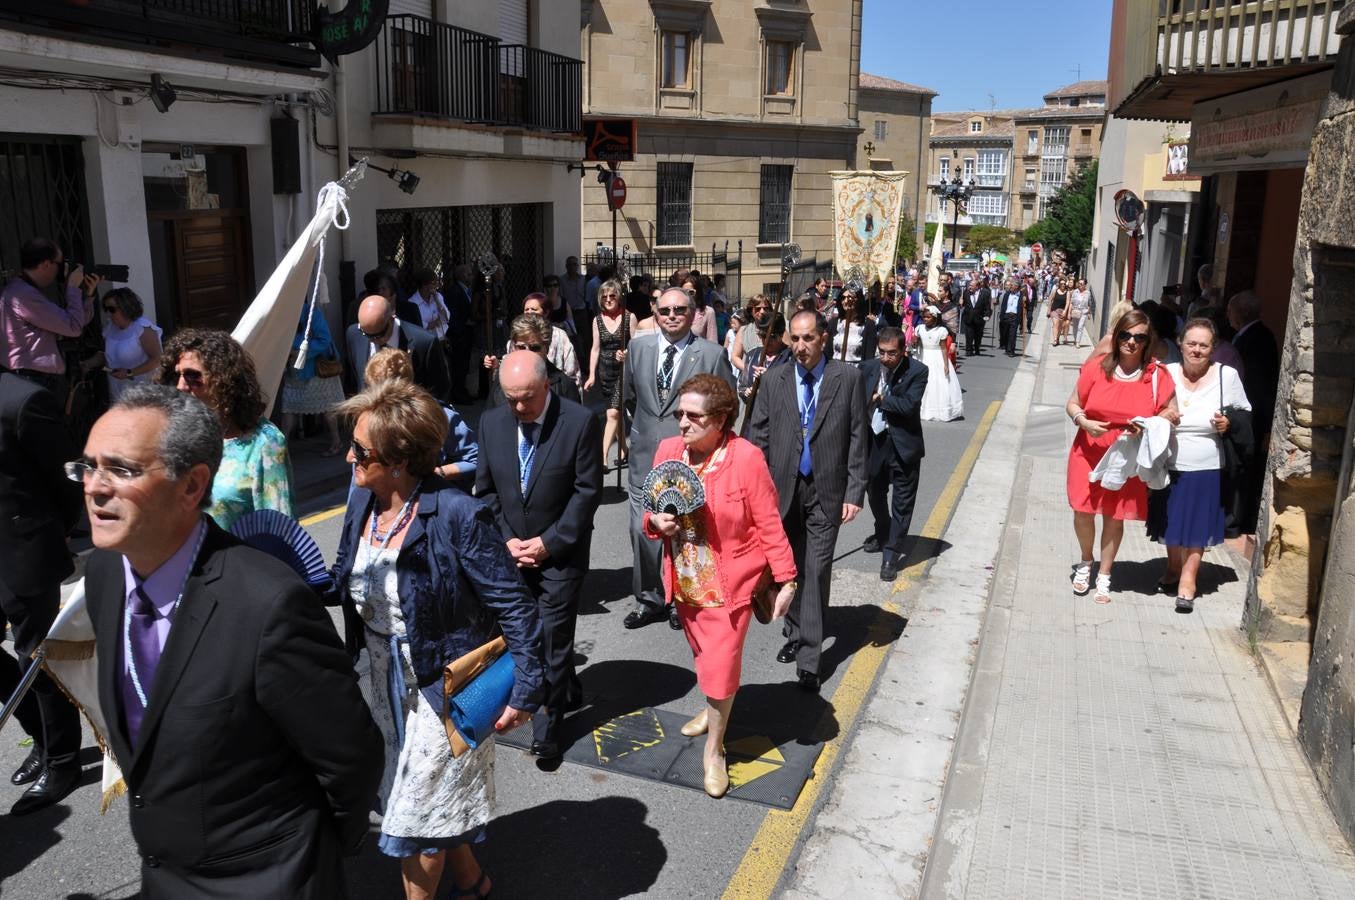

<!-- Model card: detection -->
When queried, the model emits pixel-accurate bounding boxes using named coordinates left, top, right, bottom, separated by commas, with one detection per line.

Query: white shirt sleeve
left=1222, top=364, right=1252, bottom=412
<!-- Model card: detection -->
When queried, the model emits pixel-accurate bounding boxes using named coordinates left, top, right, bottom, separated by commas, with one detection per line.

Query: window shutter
left=388, top=0, right=433, bottom=17
left=499, top=0, right=529, bottom=44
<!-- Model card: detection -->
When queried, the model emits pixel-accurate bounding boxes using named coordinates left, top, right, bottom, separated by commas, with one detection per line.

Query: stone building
left=857, top=74, right=936, bottom=257
left=1110, top=0, right=1354, bottom=842
left=579, top=0, right=864, bottom=297
left=925, top=81, right=1105, bottom=250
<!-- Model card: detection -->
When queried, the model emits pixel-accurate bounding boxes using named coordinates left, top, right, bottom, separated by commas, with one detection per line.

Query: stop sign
left=1031, top=242, right=1043, bottom=255
left=608, top=176, right=627, bottom=210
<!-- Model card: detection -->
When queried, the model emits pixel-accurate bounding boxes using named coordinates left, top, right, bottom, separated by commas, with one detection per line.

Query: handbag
left=315, top=354, right=343, bottom=378
left=440, top=635, right=514, bottom=757
left=751, top=565, right=776, bottom=625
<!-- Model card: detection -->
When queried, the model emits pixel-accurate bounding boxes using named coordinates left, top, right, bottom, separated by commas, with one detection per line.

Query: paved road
left=1, top=342, right=1019, bottom=899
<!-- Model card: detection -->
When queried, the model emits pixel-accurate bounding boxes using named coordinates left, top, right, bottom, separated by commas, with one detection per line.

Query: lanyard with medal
left=123, top=521, right=208, bottom=710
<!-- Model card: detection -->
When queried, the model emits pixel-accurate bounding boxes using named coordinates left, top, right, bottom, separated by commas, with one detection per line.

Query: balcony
left=1113, top=0, right=1345, bottom=121
left=0, top=0, right=319, bottom=70
left=374, top=15, right=581, bottom=133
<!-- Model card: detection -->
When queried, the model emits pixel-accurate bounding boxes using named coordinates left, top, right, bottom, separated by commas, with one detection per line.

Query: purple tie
left=122, top=586, right=162, bottom=746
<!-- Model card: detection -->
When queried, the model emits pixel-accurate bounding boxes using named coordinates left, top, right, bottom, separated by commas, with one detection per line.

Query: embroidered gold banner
left=830, top=170, right=908, bottom=287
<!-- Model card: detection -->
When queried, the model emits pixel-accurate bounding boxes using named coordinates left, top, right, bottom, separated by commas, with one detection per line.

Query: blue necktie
left=518, top=421, right=537, bottom=492
left=799, top=370, right=816, bottom=477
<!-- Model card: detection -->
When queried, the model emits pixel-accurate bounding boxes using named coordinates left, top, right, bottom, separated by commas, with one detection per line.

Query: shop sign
left=1189, top=71, right=1330, bottom=175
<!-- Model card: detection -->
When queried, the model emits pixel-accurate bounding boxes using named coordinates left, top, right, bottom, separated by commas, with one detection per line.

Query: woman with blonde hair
left=1091, top=298, right=1136, bottom=358
left=583, top=279, right=639, bottom=471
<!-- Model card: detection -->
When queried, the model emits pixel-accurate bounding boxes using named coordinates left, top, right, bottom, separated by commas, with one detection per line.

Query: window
left=1024, top=167, right=1036, bottom=191
left=662, top=31, right=691, bottom=88
left=656, top=162, right=693, bottom=245
left=970, top=120, right=982, bottom=133
left=1040, top=156, right=1067, bottom=195
left=939, top=157, right=950, bottom=181
left=1043, top=126, right=1070, bottom=155
left=758, top=164, right=793, bottom=244
left=963, top=157, right=975, bottom=181
left=1027, top=129, right=1038, bottom=155
left=874, top=119, right=888, bottom=141
left=977, top=150, right=1006, bottom=188
left=967, top=191, right=1008, bottom=226
left=766, top=41, right=794, bottom=96
left=1081, top=128, right=1092, bottom=138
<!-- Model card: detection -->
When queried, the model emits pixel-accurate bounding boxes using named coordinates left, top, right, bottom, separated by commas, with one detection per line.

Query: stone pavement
left=921, top=337, right=1355, bottom=898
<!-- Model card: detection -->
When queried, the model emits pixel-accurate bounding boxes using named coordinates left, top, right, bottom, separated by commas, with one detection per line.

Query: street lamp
left=933, top=174, right=976, bottom=258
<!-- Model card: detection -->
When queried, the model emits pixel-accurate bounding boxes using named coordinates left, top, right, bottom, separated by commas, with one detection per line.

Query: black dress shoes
left=530, top=740, right=561, bottom=760
left=880, top=557, right=899, bottom=582
left=623, top=605, right=668, bottom=629
left=668, top=606, right=682, bottom=630
left=862, top=536, right=882, bottom=554
left=796, top=670, right=820, bottom=693
left=776, top=640, right=801, bottom=664
left=11, top=763, right=80, bottom=816
left=11, top=749, right=42, bottom=786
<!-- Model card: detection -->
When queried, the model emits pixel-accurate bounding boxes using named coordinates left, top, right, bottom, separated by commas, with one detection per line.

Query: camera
left=65, top=262, right=129, bottom=283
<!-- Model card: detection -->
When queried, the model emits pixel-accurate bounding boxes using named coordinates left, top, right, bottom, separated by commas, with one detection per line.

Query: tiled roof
left=860, top=73, right=938, bottom=96
left=930, top=118, right=1015, bottom=141
left=1010, top=105, right=1107, bottom=121
left=1045, top=79, right=1109, bottom=99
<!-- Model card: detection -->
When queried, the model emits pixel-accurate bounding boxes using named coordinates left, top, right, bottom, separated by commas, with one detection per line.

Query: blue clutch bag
left=443, top=638, right=514, bottom=756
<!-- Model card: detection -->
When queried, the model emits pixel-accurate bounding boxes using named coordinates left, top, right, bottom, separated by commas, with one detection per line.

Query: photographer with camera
left=1, top=238, right=101, bottom=397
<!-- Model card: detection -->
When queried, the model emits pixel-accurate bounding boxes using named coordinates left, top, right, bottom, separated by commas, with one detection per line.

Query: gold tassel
left=100, top=777, right=127, bottom=815
left=41, top=639, right=95, bottom=661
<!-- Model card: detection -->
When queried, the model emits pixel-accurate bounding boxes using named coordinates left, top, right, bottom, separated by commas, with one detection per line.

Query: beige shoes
left=704, top=755, right=729, bottom=798
left=680, top=708, right=708, bottom=737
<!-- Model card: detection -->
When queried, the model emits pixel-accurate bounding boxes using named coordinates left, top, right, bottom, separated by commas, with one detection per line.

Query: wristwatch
left=778, top=580, right=799, bottom=594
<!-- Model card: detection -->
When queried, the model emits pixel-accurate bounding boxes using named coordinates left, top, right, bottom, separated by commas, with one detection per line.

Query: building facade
left=1111, top=0, right=1354, bottom=842
left=0, top=0, right=585, bottom=346
left=925, top=82, right=1105, bottom=251
left=857, top=74, right=935, bottom=257
left=580, top=0, right=863, bottom=298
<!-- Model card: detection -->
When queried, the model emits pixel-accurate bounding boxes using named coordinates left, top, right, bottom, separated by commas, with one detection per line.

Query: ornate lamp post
left=933, top=174, right=976, bottom=258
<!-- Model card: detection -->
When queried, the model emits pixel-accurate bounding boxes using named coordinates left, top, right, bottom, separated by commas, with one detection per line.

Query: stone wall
left=1274, top=7, right=1355, bottom=845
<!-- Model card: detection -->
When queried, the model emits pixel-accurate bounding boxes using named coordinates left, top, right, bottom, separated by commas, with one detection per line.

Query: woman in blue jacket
left=325, top=379, right=543, bottom=900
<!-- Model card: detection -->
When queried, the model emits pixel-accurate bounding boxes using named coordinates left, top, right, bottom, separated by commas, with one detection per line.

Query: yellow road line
left=299, top=504, right=346, bottom=527
left=722, top=399, right=1000, bottom=899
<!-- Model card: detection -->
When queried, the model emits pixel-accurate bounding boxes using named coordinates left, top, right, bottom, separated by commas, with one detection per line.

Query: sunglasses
left=656, top=306, right=690, bottom=317
left=671, top=409, right=713, bottom=424
left=1117, top=331, right=1150, bottom=346
left=360, top=321, right=392, bottom=340
left=513, top=342, right=545, bottom=352
left=103, top=305, right=118, bottom=314
left=175, top=367, right=205, bottom=386
left=350, top=438, right=376, bottom=465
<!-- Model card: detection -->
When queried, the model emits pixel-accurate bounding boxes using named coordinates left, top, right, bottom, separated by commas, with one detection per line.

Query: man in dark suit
left=1228, top=290, right=1281, bottom=534
left=476, top=352, right=601, bottom=761
left=444, top=264, right=477, bottom=403
left=748, top=309, right=868, bottom=692
left=621, top=287, right=736, bottom=630
left=345, top=294, right=450, bottom=400
left=0, top=368, right=83, bottom=815
left=996, top=277, right=1025, bottom=357
left=961, top=279, right=992, bottom=356
left=78, top=385, right=382, bottom=898
left=859, top=328, right=928, bottom=581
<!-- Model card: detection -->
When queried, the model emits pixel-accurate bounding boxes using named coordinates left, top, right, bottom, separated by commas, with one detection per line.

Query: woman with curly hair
left=159, top=328, right=292, bottom=529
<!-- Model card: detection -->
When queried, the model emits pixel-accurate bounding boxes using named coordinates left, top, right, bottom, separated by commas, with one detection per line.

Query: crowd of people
left=1, top=228, right=1282, bottom=898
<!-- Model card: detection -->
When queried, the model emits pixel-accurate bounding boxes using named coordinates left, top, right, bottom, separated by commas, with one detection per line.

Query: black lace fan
left=642, top=460, right=706, bottom=516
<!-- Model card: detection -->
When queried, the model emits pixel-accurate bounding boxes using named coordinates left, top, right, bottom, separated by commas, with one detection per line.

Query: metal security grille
left=656, top=162, right=692, bottom=247
left=375, top=202, right=543, bottom=305
left=759, top=165, right=793, bottom=245
left=0, top=135, right=93, bottom=279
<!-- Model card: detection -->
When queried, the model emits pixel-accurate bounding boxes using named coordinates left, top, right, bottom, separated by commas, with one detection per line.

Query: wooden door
left=162, top=211, right=253, bottom=331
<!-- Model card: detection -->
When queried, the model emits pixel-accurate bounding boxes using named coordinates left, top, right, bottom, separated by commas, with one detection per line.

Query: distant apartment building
left=926, top=81, right=1106, bottom=246
left=580, top=0, right=863, bottom=297
left=857, top=74, right=936, bottom=256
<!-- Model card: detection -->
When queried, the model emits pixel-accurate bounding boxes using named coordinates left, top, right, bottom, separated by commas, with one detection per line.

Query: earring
left=392, top=468, right=401, bottom=478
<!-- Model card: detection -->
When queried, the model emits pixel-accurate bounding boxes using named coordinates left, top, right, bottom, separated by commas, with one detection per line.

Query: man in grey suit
left=748, top=309, right=867, bottom=692
left=622, top=287, right=736, bottom=629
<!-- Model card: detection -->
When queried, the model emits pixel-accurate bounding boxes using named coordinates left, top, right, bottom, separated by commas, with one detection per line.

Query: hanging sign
left=315, top=0, right=390, bottom=64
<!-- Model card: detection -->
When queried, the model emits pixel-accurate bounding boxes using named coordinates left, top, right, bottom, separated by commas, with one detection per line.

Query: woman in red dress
left=1064, top=309, right=1176, bottom=604
left=644, top=374, right=798, bottom=798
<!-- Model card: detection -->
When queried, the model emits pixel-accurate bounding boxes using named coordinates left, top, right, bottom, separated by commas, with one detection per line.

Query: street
left=1, top=346, right=1018, bottom=899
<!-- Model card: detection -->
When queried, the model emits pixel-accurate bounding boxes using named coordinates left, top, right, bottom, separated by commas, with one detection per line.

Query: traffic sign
left=608, top=175, right=627, bottom=210
left=1031, top=242, right=1043, bottom=255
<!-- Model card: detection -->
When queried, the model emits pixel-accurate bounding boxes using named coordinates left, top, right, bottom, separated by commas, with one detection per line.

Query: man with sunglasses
left=1, top=237, right=101, bottom=395
left=621, top=287, right=736, bottom=630
left=343, top=294, right=450, bottom=401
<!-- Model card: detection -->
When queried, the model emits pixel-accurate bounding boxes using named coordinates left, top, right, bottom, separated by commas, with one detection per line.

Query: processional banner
left=830, top=170, right=908, bottom=287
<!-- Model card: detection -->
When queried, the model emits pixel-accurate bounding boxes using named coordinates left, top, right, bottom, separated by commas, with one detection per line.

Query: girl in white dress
left=914, top=305, right=964, bottom=421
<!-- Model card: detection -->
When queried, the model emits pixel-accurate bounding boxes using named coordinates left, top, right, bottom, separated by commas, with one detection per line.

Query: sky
left=861, top=1, right=1114, bottom=112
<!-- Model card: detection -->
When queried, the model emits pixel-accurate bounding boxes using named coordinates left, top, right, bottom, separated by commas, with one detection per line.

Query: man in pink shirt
left=1, top=238, right=98, bottom=393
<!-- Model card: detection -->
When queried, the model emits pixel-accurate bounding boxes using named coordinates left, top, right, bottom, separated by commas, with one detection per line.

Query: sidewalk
left=921, top=338, right=1355, bottom=897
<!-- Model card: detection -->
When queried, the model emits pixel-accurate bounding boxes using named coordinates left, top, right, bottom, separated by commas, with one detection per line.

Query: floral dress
left=207, top=418, right=292, bottom=530
left=351, top=538, right=495, bottom=857
left=670, top=444, right=728, bottom=608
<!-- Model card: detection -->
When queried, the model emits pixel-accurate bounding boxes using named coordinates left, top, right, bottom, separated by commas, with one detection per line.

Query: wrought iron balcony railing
left=374, top=15, right=581, bottom=133
left=0, top=0, right=318, bottom=69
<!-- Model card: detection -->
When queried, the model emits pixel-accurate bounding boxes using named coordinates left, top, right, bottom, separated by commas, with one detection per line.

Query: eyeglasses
left=1117, top=331, right=1150, bottom=346
left=350, top=438, right=376, bottom=465
left=671, top=410, right=714, bottom=424
left=175, top=367, right=205, bottom=386
left=513, top=342, right=545, bottom=352
left=64, top=460, right=163, bottom=486
left=655, top=306, right=689, bottom=317
left=360, top=321, right=392, bottom=340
